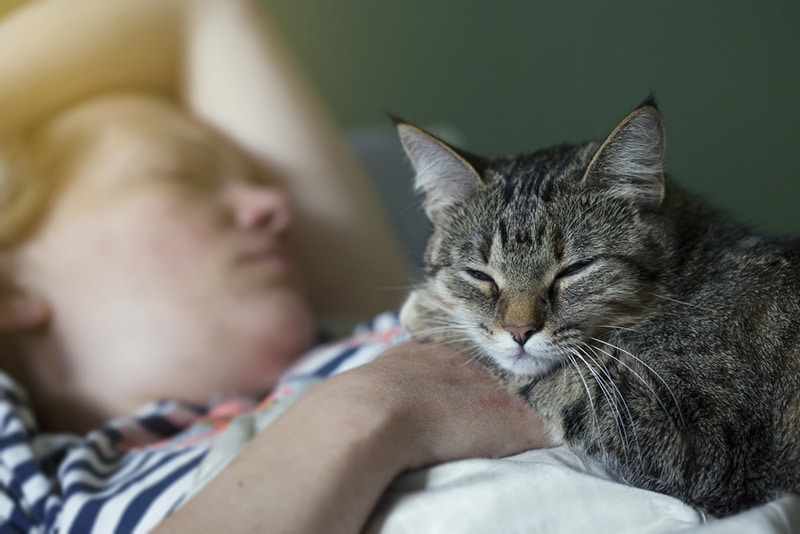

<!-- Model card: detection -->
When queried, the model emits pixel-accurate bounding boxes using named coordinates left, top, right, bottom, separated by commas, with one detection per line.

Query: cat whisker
left=581, top=343, right=650, bottom=471
left=588, top=342, right=674, bottom=426
left=411, top=324, right=472, bottom=336
left=421, top=297, right=462, bottom=316
left=416, top=333, right=478, bottom=349
left=411, top=314, right=458, bottom=324
left=408, top=313, right=471, bottom=329
left=569, top=349, right=619, bottom=442
left=453, top=345, right=491, bottom=368
left=574, top=346, right=623, bottom=423
left=415, top=328, right=484, bottom=352
left=590, top=324, right=641, bottom=333
left=574, top=344, right=641, bottom=468
left=418, top=340, right=487, bottom=371
left=410, top=331, right=474, bottom=344
left=590, top=337, right=684, bottom=421
left=376, top=283, right=425, bottom=292
left=564, top=352, right=600, bottom=431
left=584, top=344, right=644, bottom=469
left=589, top=337, right=685, bottom=428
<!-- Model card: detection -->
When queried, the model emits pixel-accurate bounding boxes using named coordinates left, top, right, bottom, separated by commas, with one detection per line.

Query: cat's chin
left=487, top=347, right=563, bottom=379
left=481, top=332, right=566, bottom=378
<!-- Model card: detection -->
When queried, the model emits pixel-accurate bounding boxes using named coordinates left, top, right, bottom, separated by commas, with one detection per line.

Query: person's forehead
left=54, top=96, right=225, bottom=176
left=73, top=96, right=211, bottom=147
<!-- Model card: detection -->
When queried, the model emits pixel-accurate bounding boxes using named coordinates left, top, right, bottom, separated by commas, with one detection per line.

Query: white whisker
left=592, top=324, right=641, bottom=333
left=590, top=337, right=685, bottom=427
left=566, top=352, right=598, bottom=423
left=651, top=293, right=714, bottom=314
left=578, top=343, right=645, bottom=469
left=575, top=345, right=639, bottom=466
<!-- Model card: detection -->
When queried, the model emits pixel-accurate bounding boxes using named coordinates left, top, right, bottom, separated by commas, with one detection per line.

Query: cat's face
left=399, top=103, right=668, bottom=378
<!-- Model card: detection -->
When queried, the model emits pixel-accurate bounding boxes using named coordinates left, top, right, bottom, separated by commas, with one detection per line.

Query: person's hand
left=335, top=340, right=553, bottom=471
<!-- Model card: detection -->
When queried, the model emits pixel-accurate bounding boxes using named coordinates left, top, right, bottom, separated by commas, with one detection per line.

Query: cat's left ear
left=581, top=103, right=665, bottom=210
left=396, top=121, right=483, bottom=224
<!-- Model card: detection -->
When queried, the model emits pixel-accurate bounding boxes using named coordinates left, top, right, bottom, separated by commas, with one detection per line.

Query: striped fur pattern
left=397, top=102, right=800, bottom=516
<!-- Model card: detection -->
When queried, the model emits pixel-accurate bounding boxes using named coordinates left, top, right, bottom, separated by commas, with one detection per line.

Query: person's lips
left=235, top=240, right=306, bottom=290
left=238, top=247, right=291, bottom=272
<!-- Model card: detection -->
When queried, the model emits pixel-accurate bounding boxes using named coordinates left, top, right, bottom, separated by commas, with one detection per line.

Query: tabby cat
left=397, top=100, right=800, bottom=517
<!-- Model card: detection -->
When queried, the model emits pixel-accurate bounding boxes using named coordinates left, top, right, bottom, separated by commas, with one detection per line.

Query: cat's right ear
left=581, top=103, right=666, bottom=210
left=396, top=122, right=482, bottom=224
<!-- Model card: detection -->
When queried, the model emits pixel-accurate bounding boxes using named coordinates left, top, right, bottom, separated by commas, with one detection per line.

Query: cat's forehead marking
left=535, top=219, right=547, bottom=248
left=472, top=229, right=492, bottom=263
left=553, top=227, right=565, bottom=261
left=498, top=219, right=509, bottom=249
left=489, top=227, right=504, bottom=267
left=497, top=144, right=590, bottom=201
left=500, top=162, right=556, bottom=207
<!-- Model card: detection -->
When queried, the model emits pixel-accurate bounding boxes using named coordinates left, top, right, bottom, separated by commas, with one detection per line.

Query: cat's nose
left=503, top=323, right=541, bottom=346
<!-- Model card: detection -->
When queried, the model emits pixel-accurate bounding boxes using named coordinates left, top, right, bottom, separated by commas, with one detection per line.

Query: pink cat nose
left=503, top=324, right=541, bottom=346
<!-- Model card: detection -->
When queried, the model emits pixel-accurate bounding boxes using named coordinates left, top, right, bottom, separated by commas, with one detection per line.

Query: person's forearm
left=182, top=0, right=411, bottom=321
left=155, top=374, right=410, bottom=534
left=0, top=0, right=185, bottom=137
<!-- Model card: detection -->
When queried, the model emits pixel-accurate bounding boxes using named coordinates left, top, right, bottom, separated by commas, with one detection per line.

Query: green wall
left=267, top=1, right=800, bottom=234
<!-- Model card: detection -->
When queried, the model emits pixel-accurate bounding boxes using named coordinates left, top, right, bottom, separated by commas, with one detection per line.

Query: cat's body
left=396, top=102, right=800, bottom=516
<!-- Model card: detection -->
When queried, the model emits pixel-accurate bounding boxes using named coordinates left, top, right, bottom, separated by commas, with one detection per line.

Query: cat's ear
left=581, top=103, right=665, bottom=209
left=396, top=121, right=482, bottom=224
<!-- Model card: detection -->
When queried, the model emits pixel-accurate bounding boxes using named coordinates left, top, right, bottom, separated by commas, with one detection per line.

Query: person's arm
left=0, top=0, right=182, bottom=135
left=181, top=0, right=411, bottom=324
left=155, top=342, right=551, bottom=533
left=0, top=0, right=410, bottom=323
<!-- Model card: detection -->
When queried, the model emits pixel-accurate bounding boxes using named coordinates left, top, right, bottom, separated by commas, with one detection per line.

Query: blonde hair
left=0, top=119, right=91, bottom=250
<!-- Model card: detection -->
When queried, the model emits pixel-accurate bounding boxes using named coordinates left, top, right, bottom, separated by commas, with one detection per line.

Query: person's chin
left=257, top=293, right=315, bottom=345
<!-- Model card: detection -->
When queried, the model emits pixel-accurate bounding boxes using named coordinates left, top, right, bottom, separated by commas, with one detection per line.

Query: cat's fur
left=397, top=100, right=800, bottom=517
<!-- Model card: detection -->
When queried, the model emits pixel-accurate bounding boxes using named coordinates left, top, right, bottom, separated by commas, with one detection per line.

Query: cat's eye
left=465, top=269, right=499, bottom=297
left=466, top=269, right=495, bottom=283
left=556, top=260, right=593, bottom=280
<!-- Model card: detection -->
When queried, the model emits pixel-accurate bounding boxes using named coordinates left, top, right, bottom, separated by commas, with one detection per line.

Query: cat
left=396, top=99, right=800, bottom=517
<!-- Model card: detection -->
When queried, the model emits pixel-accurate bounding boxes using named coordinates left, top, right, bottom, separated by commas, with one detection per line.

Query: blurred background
left=267, top=0, right=800, bottom=240
left=1, top=1, right=794, bottom=240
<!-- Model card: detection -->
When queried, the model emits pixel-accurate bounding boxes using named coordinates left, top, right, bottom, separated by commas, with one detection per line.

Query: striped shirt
left=0, top=313, right=406, bottom=533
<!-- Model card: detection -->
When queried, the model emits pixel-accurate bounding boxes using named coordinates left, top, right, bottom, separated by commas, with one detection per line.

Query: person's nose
left=228, top=183, right=291, bottom=234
